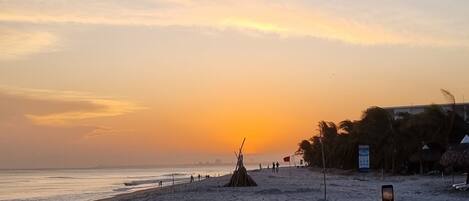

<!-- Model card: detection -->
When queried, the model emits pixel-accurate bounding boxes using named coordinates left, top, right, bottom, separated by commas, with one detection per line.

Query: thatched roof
left=440, top=143, right=469, bottom=168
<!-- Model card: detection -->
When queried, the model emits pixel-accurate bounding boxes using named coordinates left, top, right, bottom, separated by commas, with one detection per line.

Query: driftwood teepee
left=225, top=138, right=257, bottom=187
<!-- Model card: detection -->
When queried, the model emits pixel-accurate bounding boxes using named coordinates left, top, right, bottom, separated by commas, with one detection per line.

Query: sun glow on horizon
left=0, top=0, right=469, bottom=169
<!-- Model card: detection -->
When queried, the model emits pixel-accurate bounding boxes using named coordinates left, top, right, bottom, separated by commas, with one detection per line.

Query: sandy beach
left=99, top=167, right=468, bottom=201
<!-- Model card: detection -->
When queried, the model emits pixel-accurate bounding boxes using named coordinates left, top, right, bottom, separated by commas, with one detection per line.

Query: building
left=384, top=103, right=469, bottom=121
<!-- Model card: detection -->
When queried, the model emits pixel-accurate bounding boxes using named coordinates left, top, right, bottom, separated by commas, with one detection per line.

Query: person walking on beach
left=272, top=162, right=276, bottom=173
left=198, top=174, right=201, bottom=181
left=276, top=162, right=279, bottom=173
left=190, top=175, right=194, bottom=183
left=259, top=163, right=262, bottom=170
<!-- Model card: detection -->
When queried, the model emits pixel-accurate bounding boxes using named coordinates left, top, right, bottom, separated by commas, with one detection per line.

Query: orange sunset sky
left=1, top=0, right=469, bottom=169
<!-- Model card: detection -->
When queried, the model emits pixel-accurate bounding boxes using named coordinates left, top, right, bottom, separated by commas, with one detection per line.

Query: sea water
left=0, top=165, right=249, bottom=201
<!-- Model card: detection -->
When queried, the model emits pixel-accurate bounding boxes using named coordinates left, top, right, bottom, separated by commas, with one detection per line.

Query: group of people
left=190, top=174, right=210, bottom=183
left=259, top=162, right=280, bottom=173
left=271, top=162, right=280, bottom=173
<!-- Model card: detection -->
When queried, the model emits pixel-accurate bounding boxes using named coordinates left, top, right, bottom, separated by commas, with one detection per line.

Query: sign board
left=358, top=145, right=370, bottom=172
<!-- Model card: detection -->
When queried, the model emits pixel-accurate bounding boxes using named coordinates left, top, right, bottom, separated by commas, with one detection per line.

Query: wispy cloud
left=0, top=28, right=57, bottom=60
left=84, top=126, right=135, bottom=138
left=1, top=0, right=468, bottom=46
left=0, top=86, right=145, bottom=126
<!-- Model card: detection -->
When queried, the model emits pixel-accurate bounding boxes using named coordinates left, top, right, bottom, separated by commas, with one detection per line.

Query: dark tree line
left=297, top=105, right=469, bottom=174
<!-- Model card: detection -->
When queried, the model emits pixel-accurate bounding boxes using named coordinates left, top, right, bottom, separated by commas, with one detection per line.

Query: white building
left=384, top=103, right=469, bottom=121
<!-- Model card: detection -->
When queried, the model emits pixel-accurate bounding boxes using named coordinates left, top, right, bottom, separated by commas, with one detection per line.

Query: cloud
left=84, top=126, right=134, bottom=138
left=0, top=86, right=146, bottom=168
left=0, top=28, right=58, bottom=60
left=0, top=86, right=145, bottom=126
left=0, top=0, right=468, bottom=46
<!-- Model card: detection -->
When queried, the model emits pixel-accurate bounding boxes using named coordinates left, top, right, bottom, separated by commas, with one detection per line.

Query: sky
left=1, top=0, right=469, bottom=169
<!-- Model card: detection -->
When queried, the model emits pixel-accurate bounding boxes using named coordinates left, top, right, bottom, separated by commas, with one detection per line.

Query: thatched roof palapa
left=440, top=143, right=469, bottom=168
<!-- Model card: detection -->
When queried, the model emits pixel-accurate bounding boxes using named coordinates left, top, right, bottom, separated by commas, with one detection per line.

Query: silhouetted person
left=272, top=162, right=276, bottom=172
left=276, top=162, right=279, bottom=173
left=198, top=174, right=201, bottom=181
left=259, top=163, right=262, bottom=170
left=190, top=175, right=194, bottom=183
left=159, top=180, right=163, bottom=186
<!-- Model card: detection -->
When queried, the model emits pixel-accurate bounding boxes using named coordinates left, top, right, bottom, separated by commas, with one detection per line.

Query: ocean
left=0, top=165, right=252, bottom=201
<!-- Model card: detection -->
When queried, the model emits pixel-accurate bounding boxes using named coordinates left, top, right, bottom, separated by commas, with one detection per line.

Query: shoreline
left=99, top=167, right=468, bottom=201
left=98, top=173, right=233, bottom=201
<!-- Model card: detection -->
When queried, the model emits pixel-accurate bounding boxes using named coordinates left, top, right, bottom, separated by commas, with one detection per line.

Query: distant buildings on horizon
left=384, top=102, right=469, bottom=122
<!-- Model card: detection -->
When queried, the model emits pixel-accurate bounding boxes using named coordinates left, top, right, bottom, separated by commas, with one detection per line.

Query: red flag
left=283, top=156, right=290, bottom=162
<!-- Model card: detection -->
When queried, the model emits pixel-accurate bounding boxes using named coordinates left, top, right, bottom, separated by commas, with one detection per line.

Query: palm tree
left=338, top=120, right=359, bottom=169
left=297, top=140, right=314, bottom=166
left=298, top=103, right=469, bottom=174
left=441, top=89, right=456, bottom=147
left=359, top=107, right=394, bottom=170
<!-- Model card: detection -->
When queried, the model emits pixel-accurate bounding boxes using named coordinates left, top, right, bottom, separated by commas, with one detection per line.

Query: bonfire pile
left=225, top=138, right=257, bottom=187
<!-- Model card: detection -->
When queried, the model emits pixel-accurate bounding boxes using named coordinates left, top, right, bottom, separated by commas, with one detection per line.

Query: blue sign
left=358, top=145, right=370, bottom=172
